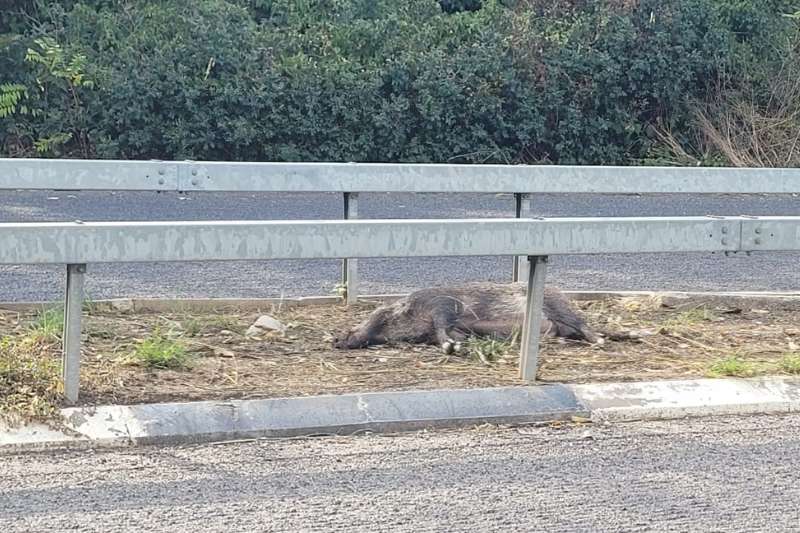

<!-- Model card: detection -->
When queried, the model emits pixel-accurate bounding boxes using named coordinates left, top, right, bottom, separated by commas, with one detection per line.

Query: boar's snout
left=333, top=331, right=368, bottom=349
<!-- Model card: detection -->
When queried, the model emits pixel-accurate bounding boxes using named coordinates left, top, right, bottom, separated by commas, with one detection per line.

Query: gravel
left=2, top=414, right=800, bottom=531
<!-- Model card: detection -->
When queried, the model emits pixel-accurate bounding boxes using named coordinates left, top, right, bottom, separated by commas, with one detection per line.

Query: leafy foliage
left=1, top=35, right=94, bottom=156
left=1, top=0, right=798, bottom=164
left=0, top=83, right=29, bottom=118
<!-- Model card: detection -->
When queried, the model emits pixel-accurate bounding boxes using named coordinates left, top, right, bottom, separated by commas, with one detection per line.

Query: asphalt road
left=1, top=191, right=799, bottom=301
left=2, top=414, right=799, bottom=532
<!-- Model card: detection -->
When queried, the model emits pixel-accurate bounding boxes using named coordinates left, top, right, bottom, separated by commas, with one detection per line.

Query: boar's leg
left=435, top=326, right=468, bottom=355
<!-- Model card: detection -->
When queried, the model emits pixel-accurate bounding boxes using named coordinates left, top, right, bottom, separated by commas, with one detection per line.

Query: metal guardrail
left=1, top=215, right=798, bottom=401
left=5, top=158, right=800, bottom=301
left=4, top=158, right=800, bottom=193
left=0, top=217, right=745, bottom=263
left=2, top=158, right=800, bottom=402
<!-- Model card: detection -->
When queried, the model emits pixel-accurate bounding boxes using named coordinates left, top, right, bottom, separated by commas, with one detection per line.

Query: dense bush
left=0, top=0, right=797, bottom=164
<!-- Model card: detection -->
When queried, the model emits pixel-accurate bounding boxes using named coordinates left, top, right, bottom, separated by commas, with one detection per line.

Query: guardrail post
left=512, top=193, right=532, bottom=282
left=342, top=192, right=359, bottom=305
left=519, top=255, right=547, bottom=382
left=62, top=263, right=86, bottom=404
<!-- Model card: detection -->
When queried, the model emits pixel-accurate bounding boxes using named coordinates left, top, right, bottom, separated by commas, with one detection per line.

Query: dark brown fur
left=333, top=283, right=599, bottom=352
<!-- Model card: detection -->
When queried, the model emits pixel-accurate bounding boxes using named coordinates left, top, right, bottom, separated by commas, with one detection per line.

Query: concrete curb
left=3, top=377, right=800, bottom=452
left=572, top=377, right=800, bottom=422
left=0, top=385, right=584, bottom=452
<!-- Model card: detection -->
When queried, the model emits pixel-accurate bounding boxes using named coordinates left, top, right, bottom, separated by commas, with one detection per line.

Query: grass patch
left=182, top=317, right=204, bottom=337
left=205, top=314, right=244, bottom=333
left=28, top=306, right=64, bottom=342
left=707, top=356, right=756, bottom=377
left=0, top=335, right=62, bottom=426
left=130, top=331, right=192, bottom=369
left=464, top=336, right=515, bottom=365
left=180, top=315, right=244, bottom=337
left=662, top=307, right=715, bottom=330
left=82, top=293, right=100, bottom=315
left=779, top=353, right=800, bottom=375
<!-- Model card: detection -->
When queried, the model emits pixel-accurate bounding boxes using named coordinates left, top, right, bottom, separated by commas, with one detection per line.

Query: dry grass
left=2, top=294, right=800, bottom=422
left=0, top=333, right=63, bottom=426
left=650, top=38, right=800, bottom=168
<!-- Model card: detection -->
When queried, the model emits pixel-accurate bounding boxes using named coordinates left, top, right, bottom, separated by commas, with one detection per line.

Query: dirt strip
left=2, top=293, right=800, bottom=413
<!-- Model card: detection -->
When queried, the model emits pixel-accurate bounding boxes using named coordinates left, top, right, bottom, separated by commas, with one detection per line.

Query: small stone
left=246, top=315, right=287, bottom=337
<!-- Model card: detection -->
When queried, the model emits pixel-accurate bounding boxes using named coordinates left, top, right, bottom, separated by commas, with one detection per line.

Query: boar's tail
left=547, top=317, right=600, bottom=344
left=542, top=293, right=599, bottom=343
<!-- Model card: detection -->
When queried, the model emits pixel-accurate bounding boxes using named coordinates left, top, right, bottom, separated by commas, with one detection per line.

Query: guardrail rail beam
left=0, top=217, right=744, bottom=264
left=6, top=159, right=800, bottom=194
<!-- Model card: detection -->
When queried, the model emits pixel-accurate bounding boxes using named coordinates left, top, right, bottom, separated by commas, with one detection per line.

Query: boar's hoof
left=441, top=340, right=463, bottom=355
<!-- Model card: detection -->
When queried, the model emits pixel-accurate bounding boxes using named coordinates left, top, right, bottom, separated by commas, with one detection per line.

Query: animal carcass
left=333, top=283, right=599, bottom=353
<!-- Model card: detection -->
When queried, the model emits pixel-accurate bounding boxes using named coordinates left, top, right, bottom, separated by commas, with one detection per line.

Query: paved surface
left=2, top=414, right=799, bottom=532
left=1, top=191, right=799, bottom=301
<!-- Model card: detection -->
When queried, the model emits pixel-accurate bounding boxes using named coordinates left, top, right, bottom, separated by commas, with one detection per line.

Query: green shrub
left=1, top=0, right=797, bottom=164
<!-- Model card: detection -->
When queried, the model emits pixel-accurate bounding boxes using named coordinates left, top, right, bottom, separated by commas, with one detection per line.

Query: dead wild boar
left=333, top=283, right=599, bottom=353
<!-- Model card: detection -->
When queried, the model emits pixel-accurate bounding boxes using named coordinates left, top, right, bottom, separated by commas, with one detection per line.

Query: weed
left=82, top=292, right=100, bottom=315
left=464, top=336, right=514, bottom=365
left=707, top=356, right=756, bottom=377
left=331, top=282, right=347, bottom=299
left=207, top=314, right=244, bottom=333
left=182, top=317, right=204, bottom=337
left=180, top=314, right=243, bottom=336
left=28, top=306, right=64, bottom=342
left=779, top=353, right=800, bottom=374
left=86, top=326, right=115, bottom=340
left=130, top=331, right=191, bottom=369
left=662, top=307, right=715, bottom=331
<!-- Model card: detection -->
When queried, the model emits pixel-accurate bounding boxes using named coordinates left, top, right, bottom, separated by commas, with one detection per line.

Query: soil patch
left=2, top=294, right=800, bottom=409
